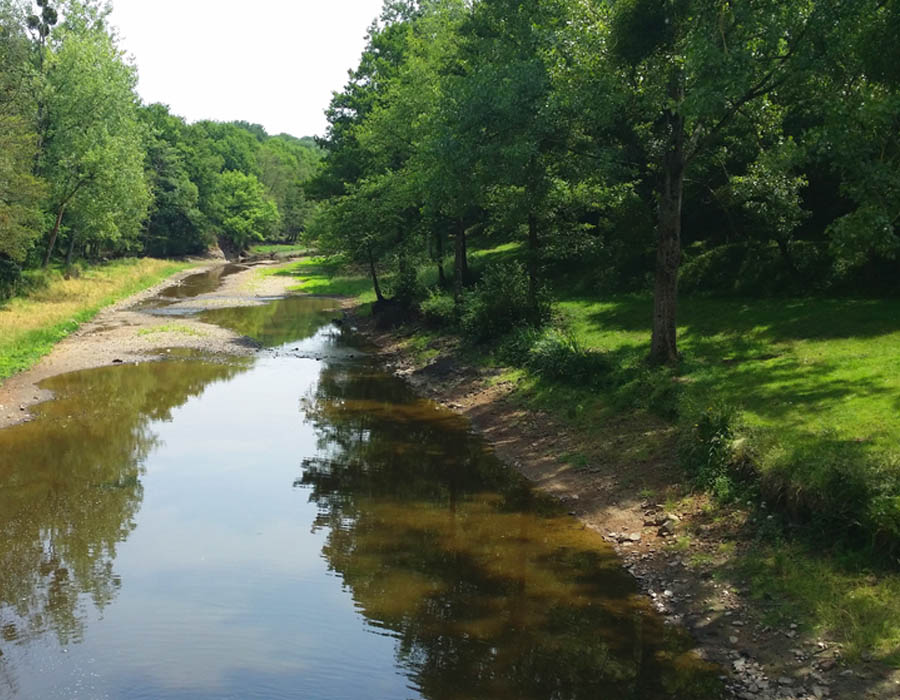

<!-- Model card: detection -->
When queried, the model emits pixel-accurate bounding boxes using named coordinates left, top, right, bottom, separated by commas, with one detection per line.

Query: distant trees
left=0, top=0, right=320, bottom=296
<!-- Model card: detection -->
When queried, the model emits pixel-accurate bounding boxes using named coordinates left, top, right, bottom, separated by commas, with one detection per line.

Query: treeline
left=309, top=0, right=900, bottom=363
left=0, top=0, right=320, bottom=297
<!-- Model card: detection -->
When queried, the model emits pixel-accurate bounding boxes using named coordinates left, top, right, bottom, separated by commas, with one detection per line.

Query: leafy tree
left=0, top=2, right=45, bottom=270
left=208, top=170, right=280, bottom=253
left=39, top=6, right=149, bottom=266
left=139, top=104, right=208, bottom=257
left=601, top=0, right=858, bottom=363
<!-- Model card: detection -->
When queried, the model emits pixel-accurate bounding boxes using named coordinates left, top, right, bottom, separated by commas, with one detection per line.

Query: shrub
left=525, top=328, right=609, bottom=385
left=389, top=257, right=423, bottom=307
left=420, top=290, right=459, bottom=327
left=460, top=262, right=549, bottom=341
left=678, top=402, right=749, bottom=501
left=0, top=257, right=22, bottom=300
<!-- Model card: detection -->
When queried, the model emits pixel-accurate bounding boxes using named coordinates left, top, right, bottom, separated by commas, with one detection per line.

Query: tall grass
left=0, top=258, right=192, bottom=381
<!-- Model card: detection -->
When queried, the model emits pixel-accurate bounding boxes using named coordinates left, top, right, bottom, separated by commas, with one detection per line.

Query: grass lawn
left=257, top=256, right=381, bottom=305
left=0, top=258, right=193, bottom=382
left=560, top=294, right=900, bottom=454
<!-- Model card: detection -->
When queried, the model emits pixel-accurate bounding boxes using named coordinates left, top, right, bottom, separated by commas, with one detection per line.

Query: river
left=0, top=278, right=719, bottom=699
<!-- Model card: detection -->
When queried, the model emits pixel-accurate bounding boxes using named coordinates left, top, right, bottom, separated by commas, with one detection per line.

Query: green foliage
left=209, top=171, right=280, bottom=252
left=460, top=262, right=548, bottom=341
left=0, top=256, right=22, bottom=299
left=419, top=289, right=459, bottom=327
left=678, top=402, right=748, bottom=501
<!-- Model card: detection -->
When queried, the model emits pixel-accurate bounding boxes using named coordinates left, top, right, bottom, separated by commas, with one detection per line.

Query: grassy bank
left=279, top=247, right=900, bottom=666
left=0, top=258, right=193, bottom=382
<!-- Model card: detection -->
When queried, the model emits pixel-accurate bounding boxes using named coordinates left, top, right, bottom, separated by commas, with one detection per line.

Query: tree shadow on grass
left=579, top=295, right=900, bottom=343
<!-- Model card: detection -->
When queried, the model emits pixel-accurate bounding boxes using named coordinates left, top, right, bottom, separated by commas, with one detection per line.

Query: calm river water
left=0, top=286, right=719, bottom=699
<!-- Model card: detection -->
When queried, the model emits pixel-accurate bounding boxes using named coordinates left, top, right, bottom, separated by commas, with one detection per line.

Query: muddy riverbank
left=350, top=312, right=900, bottom=700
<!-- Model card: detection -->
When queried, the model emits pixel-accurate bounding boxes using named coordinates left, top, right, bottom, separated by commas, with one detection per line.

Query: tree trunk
left=64, top=230, right=78, bottom=276
left=460, top=224, right=469, bottom=281
left=367, top=245, right=384, bottom=302
left=435, top=231, right=446, bottom=287
left=43, top=204, right=67, bottom=267
left=527, top=211, right=539, bottom=311
left=454, top=219, right=466, bottom=301
left=649, top=80, right=686, bottom=366
left=775, top=236, right=800, bottom=280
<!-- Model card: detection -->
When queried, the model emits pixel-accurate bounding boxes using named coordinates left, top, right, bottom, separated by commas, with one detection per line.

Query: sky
left=108, top=0, right=386, bottom=139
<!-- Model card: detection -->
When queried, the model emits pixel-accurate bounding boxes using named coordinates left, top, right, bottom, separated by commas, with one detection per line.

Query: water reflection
left=298, top=361, right=720, bottom=699
left=199, top=296, right=340, bottom=347
left=0, top=360, right=247, bottom=680
left=0, top=294, right=720, bottom=699
left=134, top=263, right=246, bottom=309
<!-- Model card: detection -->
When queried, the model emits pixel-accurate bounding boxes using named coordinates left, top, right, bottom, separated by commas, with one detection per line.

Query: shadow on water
left=0, top=295, right=721, bottom=699
left=297, top=360, right=721, bottom=699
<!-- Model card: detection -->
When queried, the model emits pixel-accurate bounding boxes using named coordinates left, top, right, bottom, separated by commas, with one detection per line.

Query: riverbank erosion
left=0, top=261, right=300, bottom=429
left=350, top=306, right=900, bottom=700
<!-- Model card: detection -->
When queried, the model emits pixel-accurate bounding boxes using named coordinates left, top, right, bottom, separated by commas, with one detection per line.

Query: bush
left=460, top=262, right=550, bottom=341
left=389, top=257, right=423, bottom=307
left=420, top=290, right=458, bottom=327
left=0, top=257, right=22, bottom=300
left=525, top=328, right=609, bottom=385
left=678, top=402, right=750, bottom=501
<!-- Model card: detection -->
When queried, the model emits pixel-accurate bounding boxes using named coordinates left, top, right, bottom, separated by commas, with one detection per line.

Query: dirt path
left=0, top=260, right=297, bottom=429
left=353, top=315, right=900, bottom=700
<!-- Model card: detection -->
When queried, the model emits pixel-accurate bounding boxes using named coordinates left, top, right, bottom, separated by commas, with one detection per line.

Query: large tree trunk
left=367, top=245, right=384, bottom=302
left=650, top=82, right=686, bottom=366
left=43, top=204, right=67, bottom=267
left=454, top=219, right=467, bottom=301
left=527, top=211, right=539, bottom=311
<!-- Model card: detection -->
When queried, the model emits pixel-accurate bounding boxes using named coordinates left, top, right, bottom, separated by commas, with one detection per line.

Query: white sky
left=108, top=0, right=386, bottom=139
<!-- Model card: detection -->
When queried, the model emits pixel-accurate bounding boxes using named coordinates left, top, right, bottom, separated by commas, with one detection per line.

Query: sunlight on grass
left=0, top=259, right=192, bottom=381
left=559, top=295, right=900, bottom=454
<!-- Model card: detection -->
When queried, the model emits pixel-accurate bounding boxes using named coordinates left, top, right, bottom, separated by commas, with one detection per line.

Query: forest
left=299, top=0, right=900, bottom=576
left=0, top=0, right=320, bottom=297
left=308, top=0, right=900, bottom=363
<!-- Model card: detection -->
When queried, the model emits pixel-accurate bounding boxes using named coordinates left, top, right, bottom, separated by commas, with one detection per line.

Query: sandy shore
left=0, top=260, right=297, bottom=429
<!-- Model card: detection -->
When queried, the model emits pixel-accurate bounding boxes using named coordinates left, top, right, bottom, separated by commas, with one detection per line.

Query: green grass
left=735, top=543, right=900, bottom=664
left=0, top=258, right=193, bottom=381
left=559, top=294, right=900, bottom=455
left=258, top=256, right=379, bottom=306
left=248, top=243, right=308, bottom=257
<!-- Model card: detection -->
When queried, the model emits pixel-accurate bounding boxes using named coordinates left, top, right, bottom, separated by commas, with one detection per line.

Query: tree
left=603, top=0, right=855, bottom=363
left=39, top=7, right=149, bottom=266
left=208, top=170, right=280, bottom=253
left=139, top=103, right=208, bottom=257
left=0, top=1, right=45, bottom=271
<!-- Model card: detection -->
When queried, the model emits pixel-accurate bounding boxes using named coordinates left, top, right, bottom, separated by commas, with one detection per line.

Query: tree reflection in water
left=0, top=359, right=247, bottom=691
left=297, top=360, right=721, bottom=700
